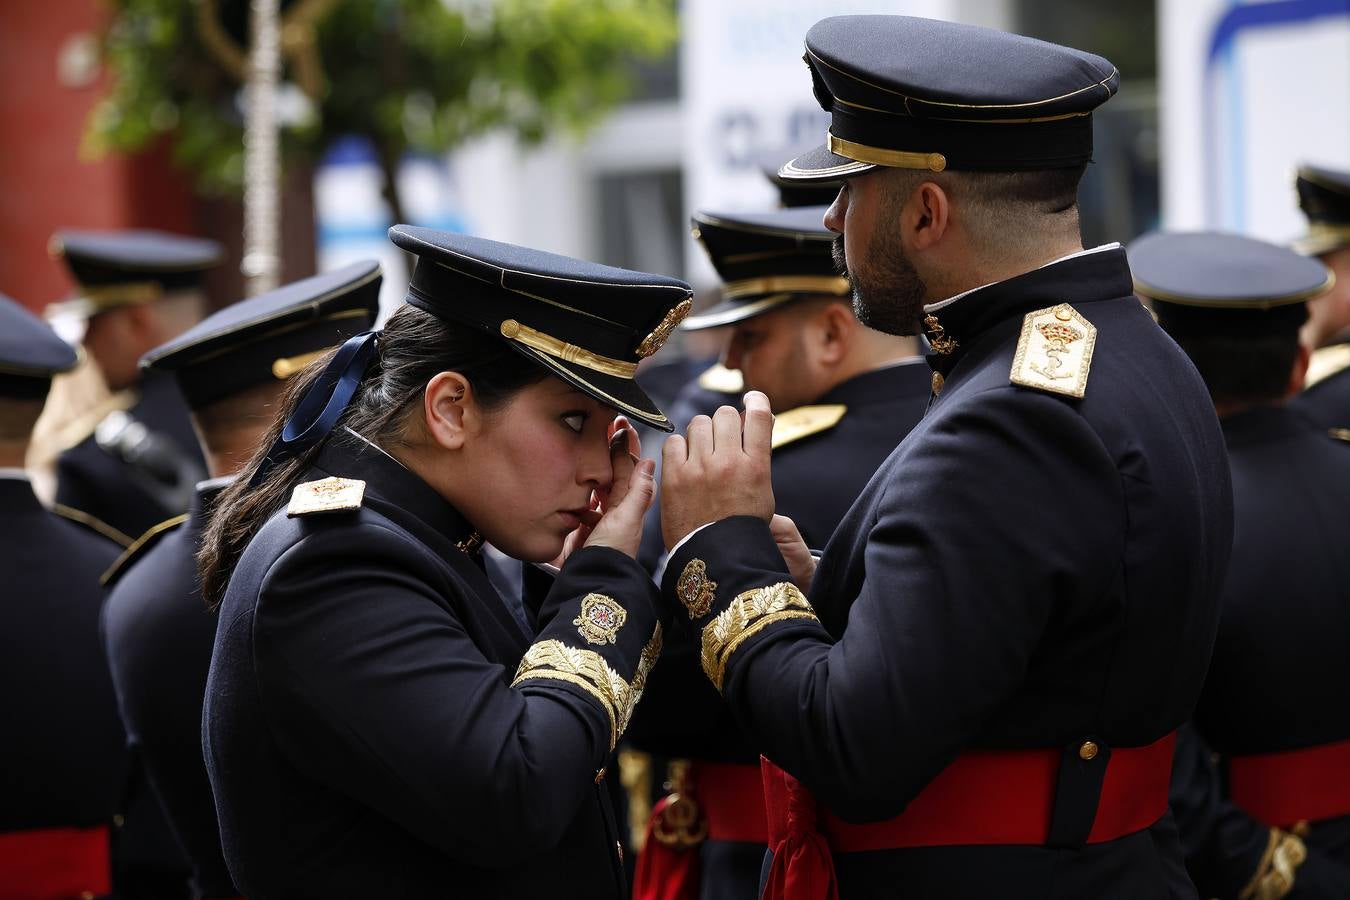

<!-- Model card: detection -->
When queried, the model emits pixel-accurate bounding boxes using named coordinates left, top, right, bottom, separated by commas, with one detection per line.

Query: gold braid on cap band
left=1308, top=223, right=1350, bottom=241
left=272, top=349, right=332, bottom=379
left=500, top=319, right=638, bottom=379
left=722, top=275, right=851, bottom=300
left=828, top=132, right=947, bottom=172
left=79, top=281, right=164, bottom=311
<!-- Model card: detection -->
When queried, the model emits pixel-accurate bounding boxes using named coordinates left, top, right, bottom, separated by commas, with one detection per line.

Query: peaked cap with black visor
left=683, top=206, right=848, bottom=330
left=778, top=15, right=1119, bottom=183
left=250, top=227, right=693, bottom=486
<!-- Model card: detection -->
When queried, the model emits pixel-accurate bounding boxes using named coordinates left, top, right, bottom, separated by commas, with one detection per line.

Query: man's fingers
left=607, top=426, right=635, bottom=507
left=596, top=459, right=655, bottom=534
left=685, top=415, right=712, bottom=459
left=742, top=391, right=774, bottom=457
left=712, top=404, right=742, bottom=454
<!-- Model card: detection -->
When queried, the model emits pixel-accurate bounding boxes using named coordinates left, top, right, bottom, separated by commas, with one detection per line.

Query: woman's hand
left=572, top=416, right=656, bottom=560
left=770, top=514, right=816, bottom=593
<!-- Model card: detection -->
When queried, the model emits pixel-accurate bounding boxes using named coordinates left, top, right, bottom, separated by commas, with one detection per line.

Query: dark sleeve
left=253, top=524, right=662, bottom=865
left=661, top=387, right=1124, bottom=821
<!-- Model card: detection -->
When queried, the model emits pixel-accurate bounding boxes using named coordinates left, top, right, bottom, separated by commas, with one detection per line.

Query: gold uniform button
left=1079, top=740, right=1099, bottom=761
left=1056, top=307, right=1073, bottom=322
left=113, top=813, right=125, bottom=828
left=931, top=372, right=944, bottom=395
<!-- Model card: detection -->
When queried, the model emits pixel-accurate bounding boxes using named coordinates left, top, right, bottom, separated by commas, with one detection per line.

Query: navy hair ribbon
left=248, top=329, right=380, bottom=487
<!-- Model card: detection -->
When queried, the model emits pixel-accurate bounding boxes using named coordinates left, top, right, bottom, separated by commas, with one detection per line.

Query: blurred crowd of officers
left=2, top=12, right=1350, bottom=900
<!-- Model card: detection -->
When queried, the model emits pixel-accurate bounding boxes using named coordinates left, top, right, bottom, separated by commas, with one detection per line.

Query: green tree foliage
left=87, top=0, right=677, bottom=208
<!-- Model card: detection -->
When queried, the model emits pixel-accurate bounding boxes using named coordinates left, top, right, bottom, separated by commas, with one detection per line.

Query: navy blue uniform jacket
left=1171, top=407, right=1350, bottom=897
left=204, top=429, right=664, bottom=898
left=0, top=476, right=125, bottom=834
left=103, top=480, right=237, bottom=898
left=662, top=247, right=1234, bottom=899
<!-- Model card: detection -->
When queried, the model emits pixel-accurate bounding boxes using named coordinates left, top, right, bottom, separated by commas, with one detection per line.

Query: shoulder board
left=1329, top=428, right=1350, bottom=443
left=100, top=514, right=189, bottom=587
left=772, top=404, right=847, bottom=450
left=1009, top=303, right=1097, bottom=399
left=697, top=363, right=744, bottom=395
left=1305, top=344, right=1350, bottom=390
left=51, top=503, right=135, bottom=548
left=287, top=477, right=366, bottom=517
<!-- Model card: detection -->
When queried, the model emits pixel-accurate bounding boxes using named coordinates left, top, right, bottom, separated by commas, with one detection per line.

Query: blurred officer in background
left=1137, top=231, right=1350, bottom=900
left=630, top=202, right=927, bottom=900
left=47, top=229, right=218, bottom=540
left=1289, top=165, right=1350, bottom=430
left=0, top=292, right=127, bottom=899
left=101, top=262, right=382, bottom=900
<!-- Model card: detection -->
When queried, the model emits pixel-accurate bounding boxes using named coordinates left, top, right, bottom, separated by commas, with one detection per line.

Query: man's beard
left=832, top=234, right=927, bottom=336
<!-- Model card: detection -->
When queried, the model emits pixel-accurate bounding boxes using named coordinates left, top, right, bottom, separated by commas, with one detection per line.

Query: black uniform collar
left=0, top=476, right=42, bottom=513
left=311, top=427, right=483, bottom=555
left=1220, top=403, right=1322, bottom=448
left=818, top=358, right=931, bottom=406
left=920, top=245, right=1133, bottom=376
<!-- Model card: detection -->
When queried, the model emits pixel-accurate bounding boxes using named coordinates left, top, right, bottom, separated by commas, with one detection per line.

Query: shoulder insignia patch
left=1305, top=344, right=1350, bottom=390
left=51, top=502, right=135, bottom=548
left=771, top=404, right=847, bottom=450
left=100, top=514, right=189, bottom=587
left=1009, top=303, right=1097, bottom=399
left=287, top=477, right=366, bottom=517
left=697, top=363, right=744, bottom=395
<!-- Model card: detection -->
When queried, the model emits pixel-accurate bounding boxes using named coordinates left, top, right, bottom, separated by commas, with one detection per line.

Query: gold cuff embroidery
left=700, top=582, right=817, bottom=691
left=512, top=623, right=664, bottom=751
left=676, top=559, right=717, bottom=619
left=574, top=593, right=628, bottom=645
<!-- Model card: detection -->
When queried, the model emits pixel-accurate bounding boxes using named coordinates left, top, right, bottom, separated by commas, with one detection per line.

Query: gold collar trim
left=499, top=319, right=637, bottom=379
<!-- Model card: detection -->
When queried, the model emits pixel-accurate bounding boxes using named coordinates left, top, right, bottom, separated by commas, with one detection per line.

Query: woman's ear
left=423, top=371, right=473, bottom=450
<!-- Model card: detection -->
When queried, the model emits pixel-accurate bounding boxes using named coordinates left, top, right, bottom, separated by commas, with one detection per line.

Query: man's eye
left=562, top=413, right=587, bottom=433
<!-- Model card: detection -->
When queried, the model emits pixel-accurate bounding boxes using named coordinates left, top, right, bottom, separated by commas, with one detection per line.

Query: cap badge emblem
left=636, top=299, right=693, bottom=358
left=574, top=593, right=628, bottom=645
left=676, top=558, right=717, bottom=619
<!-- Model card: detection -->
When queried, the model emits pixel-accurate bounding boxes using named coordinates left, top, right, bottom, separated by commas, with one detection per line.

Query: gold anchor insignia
left=676, top=559, right=716, bottom=619
left=1009, top=303, right=1097, bottom=399
left=636, top=299, right=693, bottom=358
left=455, top=531, right=483, bottom=556
left=573, top=593, right=628, bottom=645
left=651, top=760, right=708, bottom=849
left=924, top=314, right=959, bottom=355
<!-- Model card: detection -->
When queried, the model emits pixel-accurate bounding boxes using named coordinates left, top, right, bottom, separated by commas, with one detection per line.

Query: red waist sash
left=0, top=825, right=111, bottom=899
left=1229, top=738, right=1350, bottom=828
left=633, top=760, right=768, bottom=900
left=762, top=733, right=1176, bottom=900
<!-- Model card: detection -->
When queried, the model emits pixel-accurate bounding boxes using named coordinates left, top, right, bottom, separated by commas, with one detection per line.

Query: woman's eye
left=562, top=413, right=587, bottom=433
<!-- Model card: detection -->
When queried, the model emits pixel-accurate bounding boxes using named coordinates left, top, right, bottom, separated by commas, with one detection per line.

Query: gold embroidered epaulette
left=771, top=404, right=847, bottom=450
left=287, top=476, right=366, bottom=517
left=697, top=363, right=744, bottom=395
left=51, top=502, right=135, bottom=548
left=1304, top=344, right=1350, bottom=390
left=1009, top=303, right=1097, bottom=398
left=100, top=514, right=189, bottom=587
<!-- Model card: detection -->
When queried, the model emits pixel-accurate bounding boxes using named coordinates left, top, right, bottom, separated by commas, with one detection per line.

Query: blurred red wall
left=0, top=0, right=197, bottom=313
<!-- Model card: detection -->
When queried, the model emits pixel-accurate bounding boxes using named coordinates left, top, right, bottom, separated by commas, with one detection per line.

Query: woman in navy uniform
left=200, top=227, right=692, bottom=897
left=0, top=292, right=127, bottom=899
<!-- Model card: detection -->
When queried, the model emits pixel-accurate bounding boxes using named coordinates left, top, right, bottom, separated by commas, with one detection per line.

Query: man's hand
left=770, top=515, right=815, bottom=593
left=660, top=391, right=775, bottom=550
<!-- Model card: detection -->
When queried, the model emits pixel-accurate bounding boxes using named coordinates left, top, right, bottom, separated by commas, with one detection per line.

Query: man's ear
left=1287, top=342, right=1311, bottom=397
left=815, top=301, right=854, bottom=366
left=423, top=371, right=473, bottom=450
left=904, top=180, right=950, bottom=253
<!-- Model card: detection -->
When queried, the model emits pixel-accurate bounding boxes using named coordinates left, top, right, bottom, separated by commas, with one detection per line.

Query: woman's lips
left=558, top=509, right=585, bottom=530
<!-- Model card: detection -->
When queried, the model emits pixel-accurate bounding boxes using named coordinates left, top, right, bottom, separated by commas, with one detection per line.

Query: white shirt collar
left=0, top=467, right=31, bottom=482
left=923, top=243, right=1122, bottom=314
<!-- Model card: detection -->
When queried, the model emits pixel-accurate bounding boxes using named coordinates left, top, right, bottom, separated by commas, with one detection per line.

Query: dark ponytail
left=198, top=304, right=546, bottom=608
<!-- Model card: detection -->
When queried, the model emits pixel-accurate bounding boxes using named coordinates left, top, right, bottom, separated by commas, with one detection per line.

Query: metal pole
left=242, top=0, right=282, bottom=296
